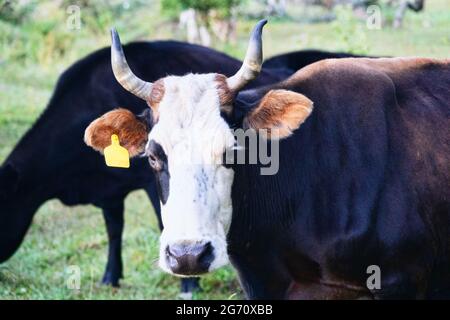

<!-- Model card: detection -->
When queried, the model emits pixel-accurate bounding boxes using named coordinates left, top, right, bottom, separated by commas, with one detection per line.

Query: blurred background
left=0, top=0, right=449, bottom=299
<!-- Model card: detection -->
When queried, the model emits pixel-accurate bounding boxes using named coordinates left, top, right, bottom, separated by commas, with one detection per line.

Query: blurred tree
left=179, top=8, right=212, bottom=45
left=0, top=0, right=36, bottom=24
left=265, top=0, right=287, bottom=16
left=392, top=0, right=425, bottom=28
left=162, top=0, right=242, bottom=45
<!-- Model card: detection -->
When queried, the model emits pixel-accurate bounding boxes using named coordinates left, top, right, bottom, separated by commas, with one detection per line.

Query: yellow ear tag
left=104, top=134, right=130, bottom=168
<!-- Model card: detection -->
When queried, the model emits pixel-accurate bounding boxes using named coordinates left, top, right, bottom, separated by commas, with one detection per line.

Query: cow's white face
left=147, top=74, right=236, bottom=275
left=85, top=19, right=314, bottom=277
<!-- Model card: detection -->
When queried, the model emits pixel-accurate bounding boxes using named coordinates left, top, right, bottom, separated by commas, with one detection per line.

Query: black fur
left=227, top=59, right=450, bottom=299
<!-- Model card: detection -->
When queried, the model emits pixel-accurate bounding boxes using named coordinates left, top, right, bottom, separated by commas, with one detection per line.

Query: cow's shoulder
left=285, top=57, right=449, bottom=85
left=278, top=58, right=397, bottom=116
left=281, top=58, right=394, bottom=96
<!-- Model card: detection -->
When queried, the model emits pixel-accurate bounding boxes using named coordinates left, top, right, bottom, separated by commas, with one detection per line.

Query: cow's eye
left=149, top=154, right=158, bottom=168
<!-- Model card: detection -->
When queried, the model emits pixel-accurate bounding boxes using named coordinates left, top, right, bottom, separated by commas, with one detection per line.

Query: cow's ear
left=84, top=108, right=151, bottom=157
left=243, top=89, right=313, bottom=139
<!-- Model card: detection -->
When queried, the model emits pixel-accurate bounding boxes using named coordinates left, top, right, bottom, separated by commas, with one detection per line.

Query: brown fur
left=84, top=108, right=149, bottom=157
left=244, top=89, right=313, bottom=139
left=215, top=74, right=234, bottom=114
left=285, top=57, right=450, bottom=85
left=147, top=79, right=165, bottom=120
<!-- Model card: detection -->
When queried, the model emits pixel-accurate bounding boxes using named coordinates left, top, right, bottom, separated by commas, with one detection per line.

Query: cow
left=84, top=19, right=450, bottom=299
left=0, top=32, right=363, bottom=294
left=0, top=40, right=282, bottom=293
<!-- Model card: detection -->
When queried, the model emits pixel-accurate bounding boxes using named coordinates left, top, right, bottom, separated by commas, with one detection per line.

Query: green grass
left=0, top=0, right=449, bottom=300
left=0, top=192, right=242, bottom=299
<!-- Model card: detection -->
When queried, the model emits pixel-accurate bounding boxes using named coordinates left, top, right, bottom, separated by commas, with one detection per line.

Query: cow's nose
left=166, top=241, right=214, bottom=275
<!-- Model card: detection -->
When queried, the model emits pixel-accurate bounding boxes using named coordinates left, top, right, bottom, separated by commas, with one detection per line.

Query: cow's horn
left=227, top=19, right=267, bottom=92
left=110, top=28, right=152, bottom=101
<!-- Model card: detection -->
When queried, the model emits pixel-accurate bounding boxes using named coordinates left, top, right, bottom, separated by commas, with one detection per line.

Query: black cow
left=85, top=20, right=450, bottom=299
left=228, top=56, right=450, bottom=299
left=0, top=39, right=359, bottom=292
left=0, top=40, right=283, bottom=292
left=263, top=49, right=368, bottom=78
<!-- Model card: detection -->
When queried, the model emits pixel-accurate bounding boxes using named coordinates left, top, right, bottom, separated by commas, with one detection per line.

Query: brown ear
left=243, top=89, right=313, bottom=139
left=84, top=108, right=149, bottom=157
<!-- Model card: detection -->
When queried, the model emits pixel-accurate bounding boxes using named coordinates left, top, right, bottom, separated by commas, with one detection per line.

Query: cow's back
left=287, top=57, right=450, bottom=203
left=229, top=57, right=450, bottom=299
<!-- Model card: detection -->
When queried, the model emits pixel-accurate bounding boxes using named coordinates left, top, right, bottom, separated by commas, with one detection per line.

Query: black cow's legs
left=143, top=184, right=200, bottom=295
left=180, top=277, right=200, bottom=295
left=101, top=201, right=124, bottom=287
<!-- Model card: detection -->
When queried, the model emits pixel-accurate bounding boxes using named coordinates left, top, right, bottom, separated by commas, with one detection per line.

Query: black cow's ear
left=0, top=163, right=19, bottom=196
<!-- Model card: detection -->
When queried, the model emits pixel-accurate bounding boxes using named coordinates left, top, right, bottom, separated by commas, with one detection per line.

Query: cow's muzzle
left=165, top=241, right=214, bottom=275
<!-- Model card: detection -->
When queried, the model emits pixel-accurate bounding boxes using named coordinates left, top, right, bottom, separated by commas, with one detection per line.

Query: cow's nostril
left=197, top=241, right=214, bottom=266
left=166, top=241, right=214, bottom=275
left=165, top=246, right=179, bottom=269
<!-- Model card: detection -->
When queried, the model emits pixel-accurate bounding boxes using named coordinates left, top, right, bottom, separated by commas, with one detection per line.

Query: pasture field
left=0, top=0, right=449, bottom=299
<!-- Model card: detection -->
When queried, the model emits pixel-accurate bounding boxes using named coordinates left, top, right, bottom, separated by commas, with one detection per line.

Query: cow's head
left=84, top=20, right=313, bottom=276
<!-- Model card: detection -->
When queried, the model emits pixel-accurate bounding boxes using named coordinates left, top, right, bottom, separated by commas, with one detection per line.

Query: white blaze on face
left=148, top=73, right=235, bottom=274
